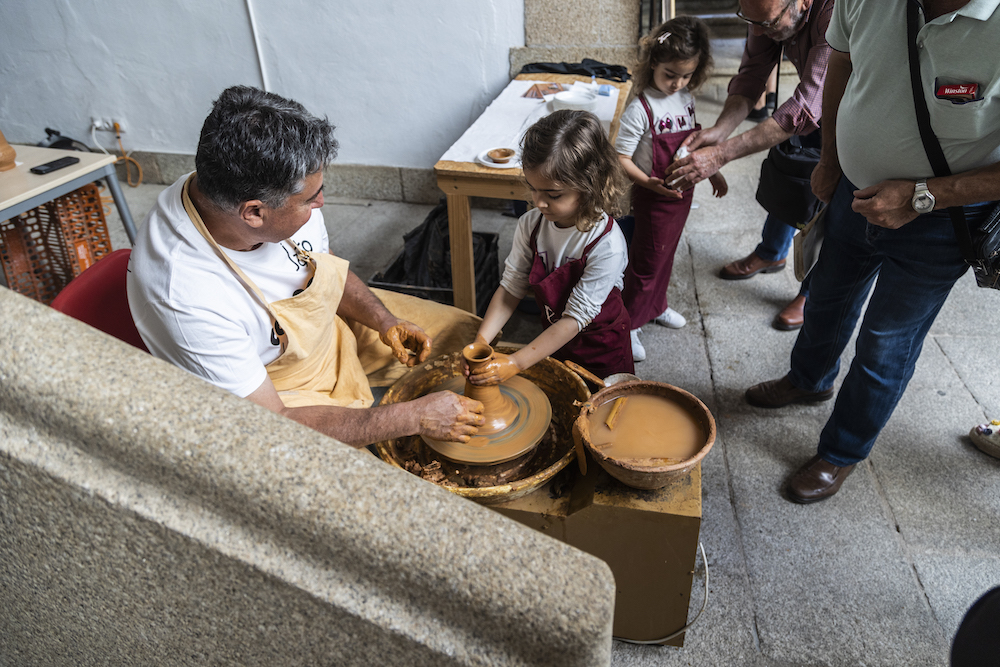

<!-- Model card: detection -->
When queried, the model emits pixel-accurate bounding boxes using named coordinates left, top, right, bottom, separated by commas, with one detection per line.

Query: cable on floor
left=613, top=541, right=709, bottom=645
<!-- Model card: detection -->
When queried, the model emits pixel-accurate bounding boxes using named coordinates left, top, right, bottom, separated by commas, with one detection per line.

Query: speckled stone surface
left=0, top=289, right=616, bottom=666
left=524, top=0, right=636, bottom=46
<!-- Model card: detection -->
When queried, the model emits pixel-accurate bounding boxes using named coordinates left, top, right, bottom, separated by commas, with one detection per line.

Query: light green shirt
left=829, top=0, right=1000, bottom=189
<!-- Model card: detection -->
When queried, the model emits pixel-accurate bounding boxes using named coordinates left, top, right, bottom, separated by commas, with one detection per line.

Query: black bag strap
left=905, top=0, right=975, bottom=256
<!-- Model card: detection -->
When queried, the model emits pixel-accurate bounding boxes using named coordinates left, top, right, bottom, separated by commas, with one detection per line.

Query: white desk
left=0, top=145, right=137, bottom=244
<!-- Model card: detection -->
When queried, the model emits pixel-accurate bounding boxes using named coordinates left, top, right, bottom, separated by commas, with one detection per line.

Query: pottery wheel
left=421, top=375, right=552, bottom=464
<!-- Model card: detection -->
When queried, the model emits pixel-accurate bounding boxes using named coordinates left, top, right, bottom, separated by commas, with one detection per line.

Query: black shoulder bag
left=906, top=0, right=1000, bottom=290
left=754, top=49, right=823, bottom=229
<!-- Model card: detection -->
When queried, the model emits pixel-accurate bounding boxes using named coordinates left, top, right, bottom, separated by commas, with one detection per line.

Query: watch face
left=914, top=194, right=934, bottom=213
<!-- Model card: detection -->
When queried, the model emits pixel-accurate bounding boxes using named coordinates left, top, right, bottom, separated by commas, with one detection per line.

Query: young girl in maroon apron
left=466, top=109, right=634, bottom=387
left=616, top=18, right=727, bottom=360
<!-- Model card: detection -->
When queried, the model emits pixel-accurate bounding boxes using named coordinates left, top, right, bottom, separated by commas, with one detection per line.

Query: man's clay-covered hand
left=381, top=321, right=432, bottom=366
left=417, top=392, right=485, bottom=442
left=466, top=351, right=521, bottom=386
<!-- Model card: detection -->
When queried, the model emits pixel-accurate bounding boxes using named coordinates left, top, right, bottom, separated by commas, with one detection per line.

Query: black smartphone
left=30, top=156, right=80, bottom=174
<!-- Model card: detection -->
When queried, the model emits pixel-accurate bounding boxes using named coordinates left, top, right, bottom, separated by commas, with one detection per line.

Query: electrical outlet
left=91, top=117, right=125, bottom=133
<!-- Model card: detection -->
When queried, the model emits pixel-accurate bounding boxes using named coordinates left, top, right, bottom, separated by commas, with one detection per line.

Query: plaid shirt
left=727, top=0, right=834, bottom=136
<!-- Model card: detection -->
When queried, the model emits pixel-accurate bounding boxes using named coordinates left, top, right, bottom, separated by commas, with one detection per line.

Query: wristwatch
left=911, top=180, right=936, bottom=214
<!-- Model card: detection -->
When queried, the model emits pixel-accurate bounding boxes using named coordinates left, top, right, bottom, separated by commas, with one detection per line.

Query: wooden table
left=434, top=73, right=632, bottom=313
left=0, top=145, right=138, bottom=244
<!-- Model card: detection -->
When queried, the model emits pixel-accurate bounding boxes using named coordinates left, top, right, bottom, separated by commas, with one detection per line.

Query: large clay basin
left=574, top=380, right=716, bottom=490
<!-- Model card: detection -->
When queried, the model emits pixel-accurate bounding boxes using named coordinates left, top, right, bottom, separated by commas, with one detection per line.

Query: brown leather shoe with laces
left=745, top=375, right=834, bottom=408
left=719, top=252, right=786, bottom=280
left=786, top=455, right=856, bottom=503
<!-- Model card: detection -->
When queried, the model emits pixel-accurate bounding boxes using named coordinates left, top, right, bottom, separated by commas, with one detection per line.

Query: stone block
left=324, top=163, right=403, bottom=202
left=0, top=289, right=617, bottom=666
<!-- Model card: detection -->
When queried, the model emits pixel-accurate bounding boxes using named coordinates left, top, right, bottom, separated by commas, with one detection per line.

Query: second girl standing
left=617, top=16, right=727, bottom=362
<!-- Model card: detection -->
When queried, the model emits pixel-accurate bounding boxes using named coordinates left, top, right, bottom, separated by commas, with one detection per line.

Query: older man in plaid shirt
left=668, top=0, right=833, bottom=331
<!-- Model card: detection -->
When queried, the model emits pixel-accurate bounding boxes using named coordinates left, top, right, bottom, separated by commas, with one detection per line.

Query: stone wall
left=0, top=288, right=616, bottom=666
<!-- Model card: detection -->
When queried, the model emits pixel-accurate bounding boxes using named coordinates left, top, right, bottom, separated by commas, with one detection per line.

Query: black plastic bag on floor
left=369, top=200, right=499, bottom=317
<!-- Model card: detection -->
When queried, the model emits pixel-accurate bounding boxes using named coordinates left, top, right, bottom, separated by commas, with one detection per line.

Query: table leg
left=446, top=193, right=477, bottom=314
left=101, top=165, right=138, bottom=245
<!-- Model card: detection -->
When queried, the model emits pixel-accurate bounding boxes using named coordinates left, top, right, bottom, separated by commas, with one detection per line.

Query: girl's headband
left=657, top=31, right=672, bottom=44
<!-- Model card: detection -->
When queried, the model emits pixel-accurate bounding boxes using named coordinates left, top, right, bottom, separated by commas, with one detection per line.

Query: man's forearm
left=819, top=50, right=853, bottom=168
left=719, top=116, right=793, bottom=163
left=714, top=94, right=758, bottom=141
left=929, top=162, right=1000, bottom=210
left=339, top=270, right=397, bottom=334
left=281, top=401, right=418, bottom=448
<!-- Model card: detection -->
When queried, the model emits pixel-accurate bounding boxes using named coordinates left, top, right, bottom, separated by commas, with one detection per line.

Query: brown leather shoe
left=773, top=294, right=807, bottom=331
left=745, top=375, right=834, bottom=408
left=719, top=252, right=786, bottom=280
left=786, top=455, right=856, bottom=503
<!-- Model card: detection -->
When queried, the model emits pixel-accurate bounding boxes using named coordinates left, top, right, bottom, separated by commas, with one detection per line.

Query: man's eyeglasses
left=736, top=0, right=796, bottom=29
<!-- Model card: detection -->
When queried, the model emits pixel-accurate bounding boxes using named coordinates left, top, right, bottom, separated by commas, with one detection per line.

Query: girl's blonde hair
left=519, top=109, right=630, bottom=232
left=632, top=16, right=713, bottom=99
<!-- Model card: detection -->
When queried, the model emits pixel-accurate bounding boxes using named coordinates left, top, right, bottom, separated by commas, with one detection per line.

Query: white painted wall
left=0, top=0, right=523, bottom=168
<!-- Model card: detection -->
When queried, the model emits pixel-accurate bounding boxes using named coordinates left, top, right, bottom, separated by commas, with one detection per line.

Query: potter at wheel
left=421, top=343, right=552, bottom=465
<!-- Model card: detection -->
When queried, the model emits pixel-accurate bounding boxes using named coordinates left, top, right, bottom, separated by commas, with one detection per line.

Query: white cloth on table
left=439, top=80, right=620, bottom=164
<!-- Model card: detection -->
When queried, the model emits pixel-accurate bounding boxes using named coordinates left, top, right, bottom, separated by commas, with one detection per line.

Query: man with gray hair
left=128, top=86, right=484, bottom=447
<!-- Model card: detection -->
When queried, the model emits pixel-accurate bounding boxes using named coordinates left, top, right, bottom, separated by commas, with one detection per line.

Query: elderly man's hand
left=417, top=391, right=484, bottom=442
left=666, top=144, right=727, bottom=192
left=465, top=351, right=521, bottom=386
left=380, top=320, right=432, bottom=366
left=680, top=125, right=727, bottom=153
left=811, top=158, right=842, bottom=203
left=852, top=180, right=920, bottom=229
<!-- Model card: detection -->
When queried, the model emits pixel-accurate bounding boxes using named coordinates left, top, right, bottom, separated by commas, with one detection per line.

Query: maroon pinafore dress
left=528, top=215, right=634, bottom=378
left=622, top=94, right=698, bottom=327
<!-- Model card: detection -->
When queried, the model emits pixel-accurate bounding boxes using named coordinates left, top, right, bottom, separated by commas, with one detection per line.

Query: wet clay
left=588, top=394, right=705, bottom=463
left=420, top=342, right=552, bottom=465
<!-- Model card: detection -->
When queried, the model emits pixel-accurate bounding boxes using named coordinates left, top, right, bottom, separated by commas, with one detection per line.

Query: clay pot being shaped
left=416, top=342, right=553, bottom=466
left=0, top=130, right=16, bottom=172
left=462, top=341, right=519, bottom=434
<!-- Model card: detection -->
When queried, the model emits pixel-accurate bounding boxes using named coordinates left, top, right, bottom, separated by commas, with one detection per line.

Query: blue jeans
left=755, top=214, right=811, bottom=298
left=788, top=177, right=991, bottom=466
left=755, top=214, right=797, bottom=262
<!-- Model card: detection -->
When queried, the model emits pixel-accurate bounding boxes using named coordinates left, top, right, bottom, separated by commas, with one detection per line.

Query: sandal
left=969, top=420, right=1000, bottom=459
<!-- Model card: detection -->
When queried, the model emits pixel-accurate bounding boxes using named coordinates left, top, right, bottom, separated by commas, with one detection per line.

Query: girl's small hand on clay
left=467, top=352, right=521, bottom=386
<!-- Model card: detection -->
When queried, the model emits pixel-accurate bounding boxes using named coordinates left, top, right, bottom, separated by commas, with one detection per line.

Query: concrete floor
left=88, top=96, right=1000, bottom=666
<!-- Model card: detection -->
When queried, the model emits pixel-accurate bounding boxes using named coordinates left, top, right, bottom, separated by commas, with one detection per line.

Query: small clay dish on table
left=574, top=380, right=716, bottom=490
left=486, top=147, right=515, bottom=164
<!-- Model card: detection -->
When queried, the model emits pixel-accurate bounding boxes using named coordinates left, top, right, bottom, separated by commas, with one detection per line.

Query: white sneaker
left=630, top=328, right=646, bottom=362
left=654, top=307, right=687, bottom=329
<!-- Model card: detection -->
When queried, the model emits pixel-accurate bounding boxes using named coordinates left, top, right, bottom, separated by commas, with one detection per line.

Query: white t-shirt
left=828, top=0, right=1000, bottom=189
left=615, top=87, right=697, bottom=175
left=500, top=209, right=628, bottom=331
left=126, top=174, right=332, bottom=398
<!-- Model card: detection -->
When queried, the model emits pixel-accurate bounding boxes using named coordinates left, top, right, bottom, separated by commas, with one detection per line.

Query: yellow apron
left=181, top=176, right=481, bottom=408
